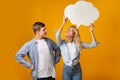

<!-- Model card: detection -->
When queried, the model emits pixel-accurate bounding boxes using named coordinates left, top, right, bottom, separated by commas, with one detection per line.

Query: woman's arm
left=89, top=24, right=96, bottom=41
left=56, top=16, right=68, bottom=45
left=58, top=16, right=68, bottom=33
left=81, top=24, right=98, bottom=48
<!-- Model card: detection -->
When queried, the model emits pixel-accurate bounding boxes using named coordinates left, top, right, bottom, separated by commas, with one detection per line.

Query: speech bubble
left=64, top=0, right=100, bottom=28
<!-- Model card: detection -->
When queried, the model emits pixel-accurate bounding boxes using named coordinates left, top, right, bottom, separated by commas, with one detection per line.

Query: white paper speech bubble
left=64, top=0, right=100, bottom=28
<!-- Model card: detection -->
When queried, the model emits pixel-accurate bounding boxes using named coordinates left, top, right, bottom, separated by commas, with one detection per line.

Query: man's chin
left=43, top=34, right=47, bottom=37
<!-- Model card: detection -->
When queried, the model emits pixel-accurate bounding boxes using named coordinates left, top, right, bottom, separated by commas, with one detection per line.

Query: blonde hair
left=70, top=26, right=82, bottom=49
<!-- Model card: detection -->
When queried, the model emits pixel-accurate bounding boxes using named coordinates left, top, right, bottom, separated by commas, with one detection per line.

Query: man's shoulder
left=45, top=37, right=55, bottom=43
left=24, top=39, right=36, bottom=46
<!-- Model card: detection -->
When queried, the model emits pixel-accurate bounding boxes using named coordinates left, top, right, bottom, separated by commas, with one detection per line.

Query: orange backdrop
left=0, top=0, right=120, bottom=80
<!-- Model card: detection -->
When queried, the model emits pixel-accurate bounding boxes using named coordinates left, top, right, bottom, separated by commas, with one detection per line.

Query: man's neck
left=35, top=35, right=44, bottom=40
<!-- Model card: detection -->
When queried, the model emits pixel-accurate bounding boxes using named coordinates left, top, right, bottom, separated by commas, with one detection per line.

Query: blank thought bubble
left=64, top=0, right=100, bottom=28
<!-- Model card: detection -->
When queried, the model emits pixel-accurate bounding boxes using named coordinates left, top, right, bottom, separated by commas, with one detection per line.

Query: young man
left=15, top=22, right=61, bottom=80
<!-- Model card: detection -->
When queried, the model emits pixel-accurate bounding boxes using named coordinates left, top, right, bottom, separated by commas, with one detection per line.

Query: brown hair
left=33, top=22, right=45, bottom=34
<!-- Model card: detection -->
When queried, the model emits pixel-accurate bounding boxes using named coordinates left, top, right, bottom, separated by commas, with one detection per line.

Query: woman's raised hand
left=62, top=16, right=68, bottom=24
left=89, top=23, right=95, bottom=31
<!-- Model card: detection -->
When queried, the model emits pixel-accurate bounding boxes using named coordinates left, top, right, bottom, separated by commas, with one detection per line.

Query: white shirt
left=37, top=39, right=54, bottom=78
left=66, top=42, right=79, bottom=67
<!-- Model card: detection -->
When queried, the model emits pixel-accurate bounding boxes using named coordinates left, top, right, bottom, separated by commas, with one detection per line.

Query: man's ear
left=36, top=31, right=39, bottom=34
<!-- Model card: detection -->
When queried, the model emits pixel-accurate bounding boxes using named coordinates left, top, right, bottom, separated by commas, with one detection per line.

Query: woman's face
left=66, top=27, right=75, bottom=37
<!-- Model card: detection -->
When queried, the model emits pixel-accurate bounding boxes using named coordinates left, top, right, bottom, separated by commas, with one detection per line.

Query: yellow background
left=0, top=0, right=120, bottom=80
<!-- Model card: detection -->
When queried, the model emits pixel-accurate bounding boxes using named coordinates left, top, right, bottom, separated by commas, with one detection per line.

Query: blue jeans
left=63, top=63, right=82, bottom=80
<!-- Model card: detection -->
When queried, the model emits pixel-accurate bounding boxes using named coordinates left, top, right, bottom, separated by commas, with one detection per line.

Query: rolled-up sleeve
left=56, top=32, right=62, bottom=46
left=81, top=41, right=99, bottom=48
left=15, top=43, right=32, bottom=68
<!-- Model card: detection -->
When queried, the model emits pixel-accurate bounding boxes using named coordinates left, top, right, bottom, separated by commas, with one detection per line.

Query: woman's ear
left=73, top=33, right=77, bottom=38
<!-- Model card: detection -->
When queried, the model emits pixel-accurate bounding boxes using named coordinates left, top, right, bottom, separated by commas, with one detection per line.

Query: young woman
left=56, top=17, right=99, bottom=80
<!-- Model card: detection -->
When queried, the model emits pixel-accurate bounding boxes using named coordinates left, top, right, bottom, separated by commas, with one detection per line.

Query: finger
left=90, top=23, right=94, bottom=27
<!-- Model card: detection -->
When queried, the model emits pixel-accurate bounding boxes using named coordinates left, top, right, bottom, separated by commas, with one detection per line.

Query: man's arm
left=15, top=43, right=32, bottom=68
left=51, top=40, right=61, bottom=64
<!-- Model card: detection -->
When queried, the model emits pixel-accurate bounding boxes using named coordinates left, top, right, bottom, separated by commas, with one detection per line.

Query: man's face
left=37, top=27, right=47, bottom=37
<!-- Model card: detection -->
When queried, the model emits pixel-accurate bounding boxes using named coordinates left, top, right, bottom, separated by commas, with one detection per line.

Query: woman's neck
left=65, top=36, right=73, bottom=43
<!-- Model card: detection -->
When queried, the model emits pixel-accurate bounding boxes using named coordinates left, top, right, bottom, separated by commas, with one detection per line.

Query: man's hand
left=30, top=64, right=34, bottom=70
